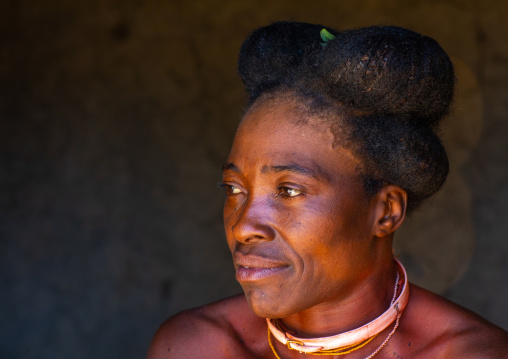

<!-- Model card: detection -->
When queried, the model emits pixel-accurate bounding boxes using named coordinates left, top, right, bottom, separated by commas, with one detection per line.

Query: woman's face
left=222, top=99, right=380, bottom=318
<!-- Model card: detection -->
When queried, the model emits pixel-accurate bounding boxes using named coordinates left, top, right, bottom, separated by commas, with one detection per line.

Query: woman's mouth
left=234, top=253, right=290, bottom=282
left=236, top=265, right=289, bottom=282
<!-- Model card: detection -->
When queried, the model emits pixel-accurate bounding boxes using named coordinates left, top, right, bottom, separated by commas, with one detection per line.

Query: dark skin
left=147, top=98, right=508, bottom=359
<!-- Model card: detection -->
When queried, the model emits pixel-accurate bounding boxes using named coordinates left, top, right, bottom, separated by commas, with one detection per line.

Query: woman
left=147, top=22, right=508, bottom=358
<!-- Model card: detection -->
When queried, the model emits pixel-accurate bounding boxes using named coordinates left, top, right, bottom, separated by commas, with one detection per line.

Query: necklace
left=268, top=327, right=380, bottom=358
left=267, top=259, right=409, bottom=357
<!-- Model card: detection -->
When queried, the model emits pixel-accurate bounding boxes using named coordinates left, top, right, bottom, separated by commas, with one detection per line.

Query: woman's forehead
left=228, top=101, right=363, bottom=178
left=238, top=98, right=335, bottom=139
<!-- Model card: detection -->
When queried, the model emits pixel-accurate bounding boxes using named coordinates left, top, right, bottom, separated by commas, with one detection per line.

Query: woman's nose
left=230, top=196, right=276, bottom=244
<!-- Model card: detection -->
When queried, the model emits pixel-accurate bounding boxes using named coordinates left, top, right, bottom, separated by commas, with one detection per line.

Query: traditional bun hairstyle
left=238, top=22, right=455, bottom=212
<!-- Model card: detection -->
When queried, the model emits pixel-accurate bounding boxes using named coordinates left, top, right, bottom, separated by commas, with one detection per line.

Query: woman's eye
left=278, top=187, right=303, bottom=197
left=222, top=184, right=242, bottom=195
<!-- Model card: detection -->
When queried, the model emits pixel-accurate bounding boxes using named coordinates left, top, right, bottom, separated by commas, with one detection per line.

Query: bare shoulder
left=146, top=294, right=268, bottom=359
left=399, top=284, right=508, bottom=358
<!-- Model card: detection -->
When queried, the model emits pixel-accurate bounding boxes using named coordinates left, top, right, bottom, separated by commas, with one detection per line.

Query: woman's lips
left=236, top=266, right=289, bottom=282
left=234, top=252, right=289, bottom=282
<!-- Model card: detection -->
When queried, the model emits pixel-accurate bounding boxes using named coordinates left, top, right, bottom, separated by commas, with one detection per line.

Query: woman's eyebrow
left=222, top=162, right=239, bottom=172
left=261, top=164, right=324, bottom=180
left=222, top=162, right=328, bottom=181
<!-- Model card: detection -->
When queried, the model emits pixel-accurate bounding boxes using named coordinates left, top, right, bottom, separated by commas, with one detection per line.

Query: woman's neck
left=278, top=256, right=397, bottom=338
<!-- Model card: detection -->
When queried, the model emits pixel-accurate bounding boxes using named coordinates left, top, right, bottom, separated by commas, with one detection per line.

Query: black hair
left=238, top=22, right=454, bottom=212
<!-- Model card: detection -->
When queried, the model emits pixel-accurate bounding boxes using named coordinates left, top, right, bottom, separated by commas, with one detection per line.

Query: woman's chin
left=243, top=288, right=299, bottom=319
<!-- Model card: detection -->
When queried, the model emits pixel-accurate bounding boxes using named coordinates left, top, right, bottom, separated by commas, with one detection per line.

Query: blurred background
left=1, top=0, right=507, bottom=358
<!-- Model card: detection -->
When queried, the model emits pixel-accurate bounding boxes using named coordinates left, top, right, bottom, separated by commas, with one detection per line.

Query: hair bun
left=238, top=21, right=338, bottom=103
left=316, top=26, right=455, bottom=128
left=237, top=23, right=454, bottom=211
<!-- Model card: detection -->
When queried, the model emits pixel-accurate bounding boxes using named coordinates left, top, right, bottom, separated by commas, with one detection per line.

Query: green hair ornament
left=320, top=28, right=336, bottom=48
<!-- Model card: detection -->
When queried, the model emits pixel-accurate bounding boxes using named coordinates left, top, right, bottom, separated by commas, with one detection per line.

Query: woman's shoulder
left=399, top=284, right=508, bottom=358
left=146, top=294, right=268, bottom=359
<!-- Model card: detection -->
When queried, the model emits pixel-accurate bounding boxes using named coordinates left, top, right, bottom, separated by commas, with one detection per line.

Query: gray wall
left=1, top=1, right=507, bottom=358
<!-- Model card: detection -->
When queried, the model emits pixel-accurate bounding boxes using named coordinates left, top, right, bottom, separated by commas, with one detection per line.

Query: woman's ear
left=373, top=185, right=407, bottom=238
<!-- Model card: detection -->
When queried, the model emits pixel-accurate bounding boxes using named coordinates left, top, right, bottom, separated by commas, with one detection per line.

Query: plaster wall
left=1, top=1, right=507, bottom=358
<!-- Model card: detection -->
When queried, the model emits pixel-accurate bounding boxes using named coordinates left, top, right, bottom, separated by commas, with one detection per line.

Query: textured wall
left=1, top=1, right=507, bottom=358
